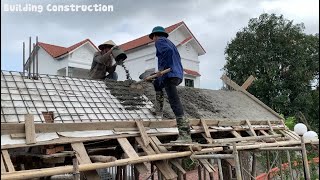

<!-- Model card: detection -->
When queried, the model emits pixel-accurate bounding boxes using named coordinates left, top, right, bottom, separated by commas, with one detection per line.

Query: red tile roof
left=120, top=21, right=184, bottom=51
left=38, top=39, right=98, bottom=58
left=184, top=69, right=201, bottom=76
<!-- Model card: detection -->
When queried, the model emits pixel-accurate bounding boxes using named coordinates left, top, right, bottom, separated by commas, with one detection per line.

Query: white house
left=25, top=39, right=99, bottom=78
left=26, top=21, right=206, bottom=88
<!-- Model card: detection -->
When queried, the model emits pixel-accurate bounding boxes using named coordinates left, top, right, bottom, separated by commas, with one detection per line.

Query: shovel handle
left=144, top=68, right=171, bottom=81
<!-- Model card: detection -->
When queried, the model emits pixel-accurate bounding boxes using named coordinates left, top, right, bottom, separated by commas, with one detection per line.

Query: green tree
left=224, top=13, right=319, bottom=132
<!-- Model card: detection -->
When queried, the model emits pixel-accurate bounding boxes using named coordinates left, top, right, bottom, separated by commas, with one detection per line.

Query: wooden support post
left=260, top=129, right=270, bottom=136
left=233, top=143, right=242, bottom=180
left=135, top=120, right=150, bottom=147
left=123, top=165, right=127, bottom=180
left=1, top=150, right=15, bottom=172
left=231, top=130, right=242, bottom=138
left=24, top=114, right=36, bottom=144
left=200, top=119, right=212, bottom=139
left=71, top=142, right=100, bottom=180
left=246, top=120, right=257, bottom=136
left=278, top=151, right=283, bottom=180
left=1, top=154, right=6, bottom=173
left=286, top=150, right=294, bottom=180
left=136, top=137, right=177, bottom=180
left=150, top=136, right=186, bottom=175
left=241, top=75, right=255, bottom=90
left=267, top=120, right=274, bottom=132
left=251, top=153, right=256, bottom=180
left=151, top=162, right=155, bottom=180
left=301, top=137, right=311, bottom=180
left=217, top=159, right=224, bottom=180
left=221, top=75, right=284, bottom=119
left=197, top=165, right=202, bottom=180
left=22, top=42, right=25, bottom=76
left=72, top=158, right=80, bottom=180
left=266, top=151, right=271, bottom=180
left=198, top=159, right=215, bottom=177
left=117, top=138, right=148, bottom=175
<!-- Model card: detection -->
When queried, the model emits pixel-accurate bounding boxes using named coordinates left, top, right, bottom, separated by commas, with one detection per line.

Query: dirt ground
left=104, top=79, right=280, bottom=121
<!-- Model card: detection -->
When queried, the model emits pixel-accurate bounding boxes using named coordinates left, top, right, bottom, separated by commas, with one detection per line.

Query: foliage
left=223, top=13, right=319, bottom=132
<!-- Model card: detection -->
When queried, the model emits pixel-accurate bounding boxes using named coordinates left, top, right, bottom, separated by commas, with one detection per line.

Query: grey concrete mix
left=105, top=79, right=280, bottom=121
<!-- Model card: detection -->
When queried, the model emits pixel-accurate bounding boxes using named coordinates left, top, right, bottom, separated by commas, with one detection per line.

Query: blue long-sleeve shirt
left=155, top=37, right=183, bottom=80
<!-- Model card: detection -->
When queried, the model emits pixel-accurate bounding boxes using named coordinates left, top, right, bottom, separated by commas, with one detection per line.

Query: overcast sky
left=1, top=0, right=319, bottom=89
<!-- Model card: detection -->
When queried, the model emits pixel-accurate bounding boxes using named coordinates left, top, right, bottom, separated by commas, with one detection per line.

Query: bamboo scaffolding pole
left=72, top=158, right=80, bottom=180
left=257, top=147, right=302, bottom=151
left=1, top=151, right=193, bottom=180
left=266, top=151, right=270, bottom=180
left=251, top=153, right=256, bottom=180
left=191, top=154, right=234, bottom=159
left=28, top=37, right=31, bottom=79
left=301, top=138, right=311, bottom=180
left=286, top=150, right=294, bottom=180
left=217, top=159, right=223, bottom=180
left=36, top=36, right=39, bottom=78
left=212, top=134, right=281, bottom=143
left=233, top=143, right=242, bottom=180
left=22, top=42, right=25, bottom=76
left=278, top=151, right=283, bottom=180
left=227, top=140, right=319, bottom=151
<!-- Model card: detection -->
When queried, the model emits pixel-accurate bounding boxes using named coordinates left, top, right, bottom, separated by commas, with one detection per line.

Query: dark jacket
left=89, top=51, right=116, bottom=80
left=155, top=37, right=183, bottom=81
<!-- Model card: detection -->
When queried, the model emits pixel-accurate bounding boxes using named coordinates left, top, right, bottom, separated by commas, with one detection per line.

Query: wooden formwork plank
left=241, top=75, right=255, bottom=90
left=246, top=120, right=257, bottom=136
left=1, top=120, right=176, bottom=135
left=135, top=120, right=150, bottom=147
left=150, top=136, right=186, bottom=174
left=1, top=150, right=15, bottom=172
left=259, top=130, right=270, bottom=136
left=201, top=133, right=213, bottom=144
left=198, top=159, right=215, bottom=173
left=136, top=137, right=178, bottom=180
left=117, top=138, right=148, bottom=175
left=24, top=114, right=36, bottom=144
left=1, top=154, right=6, bottom=173
left=221, top=75, right=284, bottom=120
left=230, top=131, right=242, bottom=138
left=267, top=120, right=274, bottom=132
left=200, top=119, right=211, bottom=138
left=71, top=142, right=100, bottom=180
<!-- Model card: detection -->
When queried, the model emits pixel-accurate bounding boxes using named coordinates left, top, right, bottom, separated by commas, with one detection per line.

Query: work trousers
left=153, top=77, right=184, bottom=117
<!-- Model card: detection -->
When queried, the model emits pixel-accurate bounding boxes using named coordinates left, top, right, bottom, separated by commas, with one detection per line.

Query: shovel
left=130, top=68, right=171, bottom=89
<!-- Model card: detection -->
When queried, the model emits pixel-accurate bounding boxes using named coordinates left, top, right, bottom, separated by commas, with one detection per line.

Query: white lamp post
left=303, top=131, right=318, bottom=141
left=294, top=123, right=308, bottom=136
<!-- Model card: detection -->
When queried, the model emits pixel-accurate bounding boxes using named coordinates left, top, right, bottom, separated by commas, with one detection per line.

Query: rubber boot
left=171, top=116, right=192, bottom=143
left=151, top=91, right=164, bottom=117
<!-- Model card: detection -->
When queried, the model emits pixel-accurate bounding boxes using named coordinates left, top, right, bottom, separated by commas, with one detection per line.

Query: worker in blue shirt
left=148, top=26, right=192, bottom=143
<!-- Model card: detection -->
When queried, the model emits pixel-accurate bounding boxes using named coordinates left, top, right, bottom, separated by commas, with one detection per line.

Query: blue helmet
left=149, top=26, right=169, bottom=39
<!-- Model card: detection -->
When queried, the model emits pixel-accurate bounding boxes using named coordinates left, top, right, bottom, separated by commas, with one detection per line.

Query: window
left=185, top=78, right=194, bottom=87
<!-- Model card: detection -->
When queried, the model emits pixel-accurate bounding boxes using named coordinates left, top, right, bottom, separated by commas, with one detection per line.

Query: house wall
left=68, top=43, right=97, bottom=71
left=28, top=47, right=67, bottom=76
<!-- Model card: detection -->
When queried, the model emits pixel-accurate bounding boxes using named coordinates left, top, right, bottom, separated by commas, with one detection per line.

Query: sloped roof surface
left=1, top=70, right=281, bottom=124
left=1, top=71, right=157, bottom=123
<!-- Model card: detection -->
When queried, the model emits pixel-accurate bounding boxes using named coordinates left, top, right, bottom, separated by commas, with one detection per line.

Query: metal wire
left=1, top=70, right=159, bottom=123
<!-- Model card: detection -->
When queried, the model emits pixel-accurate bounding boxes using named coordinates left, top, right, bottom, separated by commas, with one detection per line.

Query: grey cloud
left=1, top=0, right=319, bottom=89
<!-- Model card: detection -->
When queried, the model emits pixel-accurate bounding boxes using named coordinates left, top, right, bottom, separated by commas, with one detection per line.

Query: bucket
left=111, top=47, right=127, bottom=62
